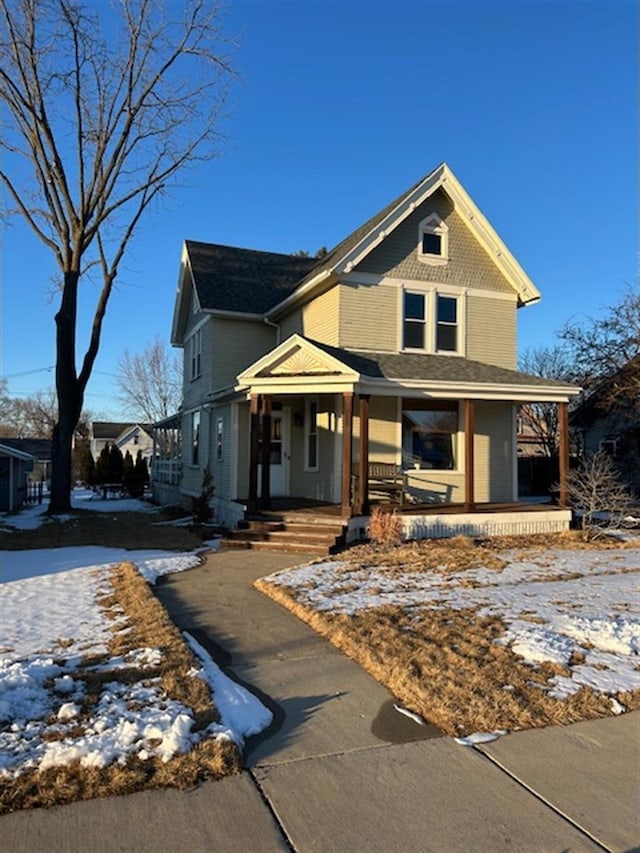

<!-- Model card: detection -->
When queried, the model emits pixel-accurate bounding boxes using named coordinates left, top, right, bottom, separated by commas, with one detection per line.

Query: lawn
left=256, top=532, right=640, bottom=739
left=0, top=495, right=272, bottom=813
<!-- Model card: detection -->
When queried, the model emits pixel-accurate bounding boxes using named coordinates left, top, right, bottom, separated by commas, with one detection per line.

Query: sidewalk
left=2, top=549, right=639, bottom=852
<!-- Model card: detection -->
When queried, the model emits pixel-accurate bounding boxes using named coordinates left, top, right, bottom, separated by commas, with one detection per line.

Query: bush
left=368, top=506, right=403, bottom=547
left=192, top=466, right=214, bottom=524
left=564, top=450, right=636, bottom=535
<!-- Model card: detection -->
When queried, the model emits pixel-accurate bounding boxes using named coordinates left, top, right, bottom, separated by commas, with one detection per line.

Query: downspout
left=263, top=317, right=280, bottom=345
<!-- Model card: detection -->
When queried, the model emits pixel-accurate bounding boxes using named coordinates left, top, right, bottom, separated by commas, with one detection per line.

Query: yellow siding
left=301, top=286, right=340, bottom=345
left=474, top=402, right=514, bottom=502
left=211, top=317, right=276, bottom=389
left=466, top=295, right=517, bottom=369
left=339, top=283, right=397, bottom=351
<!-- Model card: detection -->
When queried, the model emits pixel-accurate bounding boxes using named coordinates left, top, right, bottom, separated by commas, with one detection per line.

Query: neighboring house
left=0, top=443, right=35, bottom=512
left=90, top=422, right=153, bottom=466
left=166, top=162, right=579, bottom=539
left=0, top=437, right=52, bottom=484
left=571, top=356, right=640, bottom=495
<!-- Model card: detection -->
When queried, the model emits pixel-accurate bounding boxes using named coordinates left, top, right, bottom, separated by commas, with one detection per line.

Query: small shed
left=0, top=443, right=36, bottom=512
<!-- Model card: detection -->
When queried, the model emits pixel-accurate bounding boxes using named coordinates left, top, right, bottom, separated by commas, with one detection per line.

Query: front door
left=259, top=408, right=290, bottom=496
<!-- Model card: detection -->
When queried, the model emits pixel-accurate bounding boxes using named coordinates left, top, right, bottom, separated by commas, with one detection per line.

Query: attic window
left=418, top=214, right=448, bottom=265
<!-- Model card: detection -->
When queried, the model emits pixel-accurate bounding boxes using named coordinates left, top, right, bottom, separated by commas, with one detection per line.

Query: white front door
left=259, top=408, right=290, bottom=496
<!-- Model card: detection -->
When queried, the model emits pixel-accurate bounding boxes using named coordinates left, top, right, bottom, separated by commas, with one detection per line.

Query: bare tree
left=564, top=450, right=636, bottom=536
left=0, top=386, right=92, bottom=439
left=518, top=346, right=573, bottom=457
left=115, top=336, right=182, bottom=423
left=0, top=0, right=234, bottom=511
left=559, top=285, right=640, bottom=406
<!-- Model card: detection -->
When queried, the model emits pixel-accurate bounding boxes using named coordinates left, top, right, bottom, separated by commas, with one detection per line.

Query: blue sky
left=2, top=0, right=637, bottom=419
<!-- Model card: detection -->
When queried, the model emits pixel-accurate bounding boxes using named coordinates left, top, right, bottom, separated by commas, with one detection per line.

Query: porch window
left=436, top=295, right=458, bottom=352
left=403, top=291, right=426, bottom=349
left=190, top=329, right=202, bottom=380
left=216, top=417, right=223, bottom=462
left=402, top=401, right=458, bottom=470
left=191, top=410, right=200, bottom=466
left=259, top=417, right=282, bottom=465
left=306, top=399, right=319, bottom=470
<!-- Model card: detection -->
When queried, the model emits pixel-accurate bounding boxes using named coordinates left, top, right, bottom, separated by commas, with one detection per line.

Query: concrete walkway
left=3, top=550, right=639, bottom=852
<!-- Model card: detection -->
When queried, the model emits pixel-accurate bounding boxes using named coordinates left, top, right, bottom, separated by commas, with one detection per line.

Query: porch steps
left=219, top=517, right=348, bottom=554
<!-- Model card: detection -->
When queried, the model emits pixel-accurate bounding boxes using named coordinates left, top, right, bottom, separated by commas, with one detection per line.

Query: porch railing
left=152, top=459, right=181, bottom=486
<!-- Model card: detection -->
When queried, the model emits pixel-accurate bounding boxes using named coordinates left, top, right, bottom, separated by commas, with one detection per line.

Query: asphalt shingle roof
left=186, top=242, right=319, bottom=314
left=309, top=340, right=575, bottom=388
left=185, top=167, right=434, bottom=315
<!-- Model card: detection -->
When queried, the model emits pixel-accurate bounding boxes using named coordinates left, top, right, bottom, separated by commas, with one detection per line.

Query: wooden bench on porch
left=358, top=462, right=407, bottom=506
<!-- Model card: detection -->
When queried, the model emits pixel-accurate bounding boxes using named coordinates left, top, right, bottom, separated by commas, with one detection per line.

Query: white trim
left=238, top=334, right=360, bottom=384
left=399, top=284, right=467, bottom=357
left=342, top=272, right=518, bottom=303
left=357, top=376, right=579, bottom=403
left=417, top=212, right=449, bottom=266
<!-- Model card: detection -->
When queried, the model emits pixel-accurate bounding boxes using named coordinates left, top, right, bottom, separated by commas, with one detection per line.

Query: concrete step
left=219, top=538, right=332, bottom=554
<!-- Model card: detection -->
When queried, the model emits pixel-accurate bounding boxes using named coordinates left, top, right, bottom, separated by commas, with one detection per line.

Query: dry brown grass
left=256, top=530, right=639, bottom=737
left=1, top=562, right=240, bottom=814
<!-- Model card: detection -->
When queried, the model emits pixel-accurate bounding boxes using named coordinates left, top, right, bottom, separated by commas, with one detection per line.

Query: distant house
left=89, top=422, right=153, bottom=465
left=0, top=437, right=52, bottom=484
left=0, top=443, right=35, bottom=512
left=571, top=356, right=640, bottom=494
left=162, top=162, right=580, bottom=542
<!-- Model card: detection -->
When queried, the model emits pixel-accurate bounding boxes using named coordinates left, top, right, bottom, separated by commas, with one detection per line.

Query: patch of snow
left=185, top=632, right=273, bottom=744
left=262, top=545, right=640, bottom=703
left=454, top=731, right=507, bottom=746
left=393, top=704, right=425, bottom=725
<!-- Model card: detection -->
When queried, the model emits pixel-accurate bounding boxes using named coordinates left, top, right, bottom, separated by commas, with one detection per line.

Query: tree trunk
left=49, top=270, right=83, bottom=514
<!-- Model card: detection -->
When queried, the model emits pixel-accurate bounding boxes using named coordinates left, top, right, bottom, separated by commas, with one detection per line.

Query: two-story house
left=166, top=163, right=579, bottom=544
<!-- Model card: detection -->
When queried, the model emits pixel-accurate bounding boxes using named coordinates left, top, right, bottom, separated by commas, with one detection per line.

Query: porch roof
left=237, top=335, right=581, bottom=403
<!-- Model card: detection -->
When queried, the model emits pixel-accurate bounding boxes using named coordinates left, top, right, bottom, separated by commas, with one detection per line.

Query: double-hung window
left=190, top=329, right=202, bottom=380
left=403, top=291, right=426, bottom=349
left=436, top=295, right=458, bottom=352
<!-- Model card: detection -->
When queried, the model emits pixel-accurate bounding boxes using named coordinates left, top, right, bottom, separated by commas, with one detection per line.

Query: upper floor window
left=418, top=213, right=448, bottom=265
left=403, top=291, right=426, bottom=349
left=402, top=289, right=464, bottom=355
left=190, top=328, right=202, bottom=380
left=436, top=295, right=458, bottom=352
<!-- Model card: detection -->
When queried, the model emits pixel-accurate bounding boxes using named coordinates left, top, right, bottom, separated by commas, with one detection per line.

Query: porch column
left=248, top=394, right=261, bottom=514
left=464, top=399, right=475, bottom=512
left=341, top=392, right=354, bottom=516
left=358, top=394, right=370, bottom=515
left=558, top=401, right=569, bottom=507
left=260, top=394, right=272, bottom=511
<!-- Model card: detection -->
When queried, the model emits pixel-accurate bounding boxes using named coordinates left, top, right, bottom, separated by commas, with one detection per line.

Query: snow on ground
left=262, top=545, right=640, bottom=704
left=0, top=544, right=272, bottom=779
left=0, top=488, right=158, bottom=532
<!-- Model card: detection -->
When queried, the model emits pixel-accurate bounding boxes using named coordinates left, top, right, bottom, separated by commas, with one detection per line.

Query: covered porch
left=233, top=336, right=578, bottom=542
